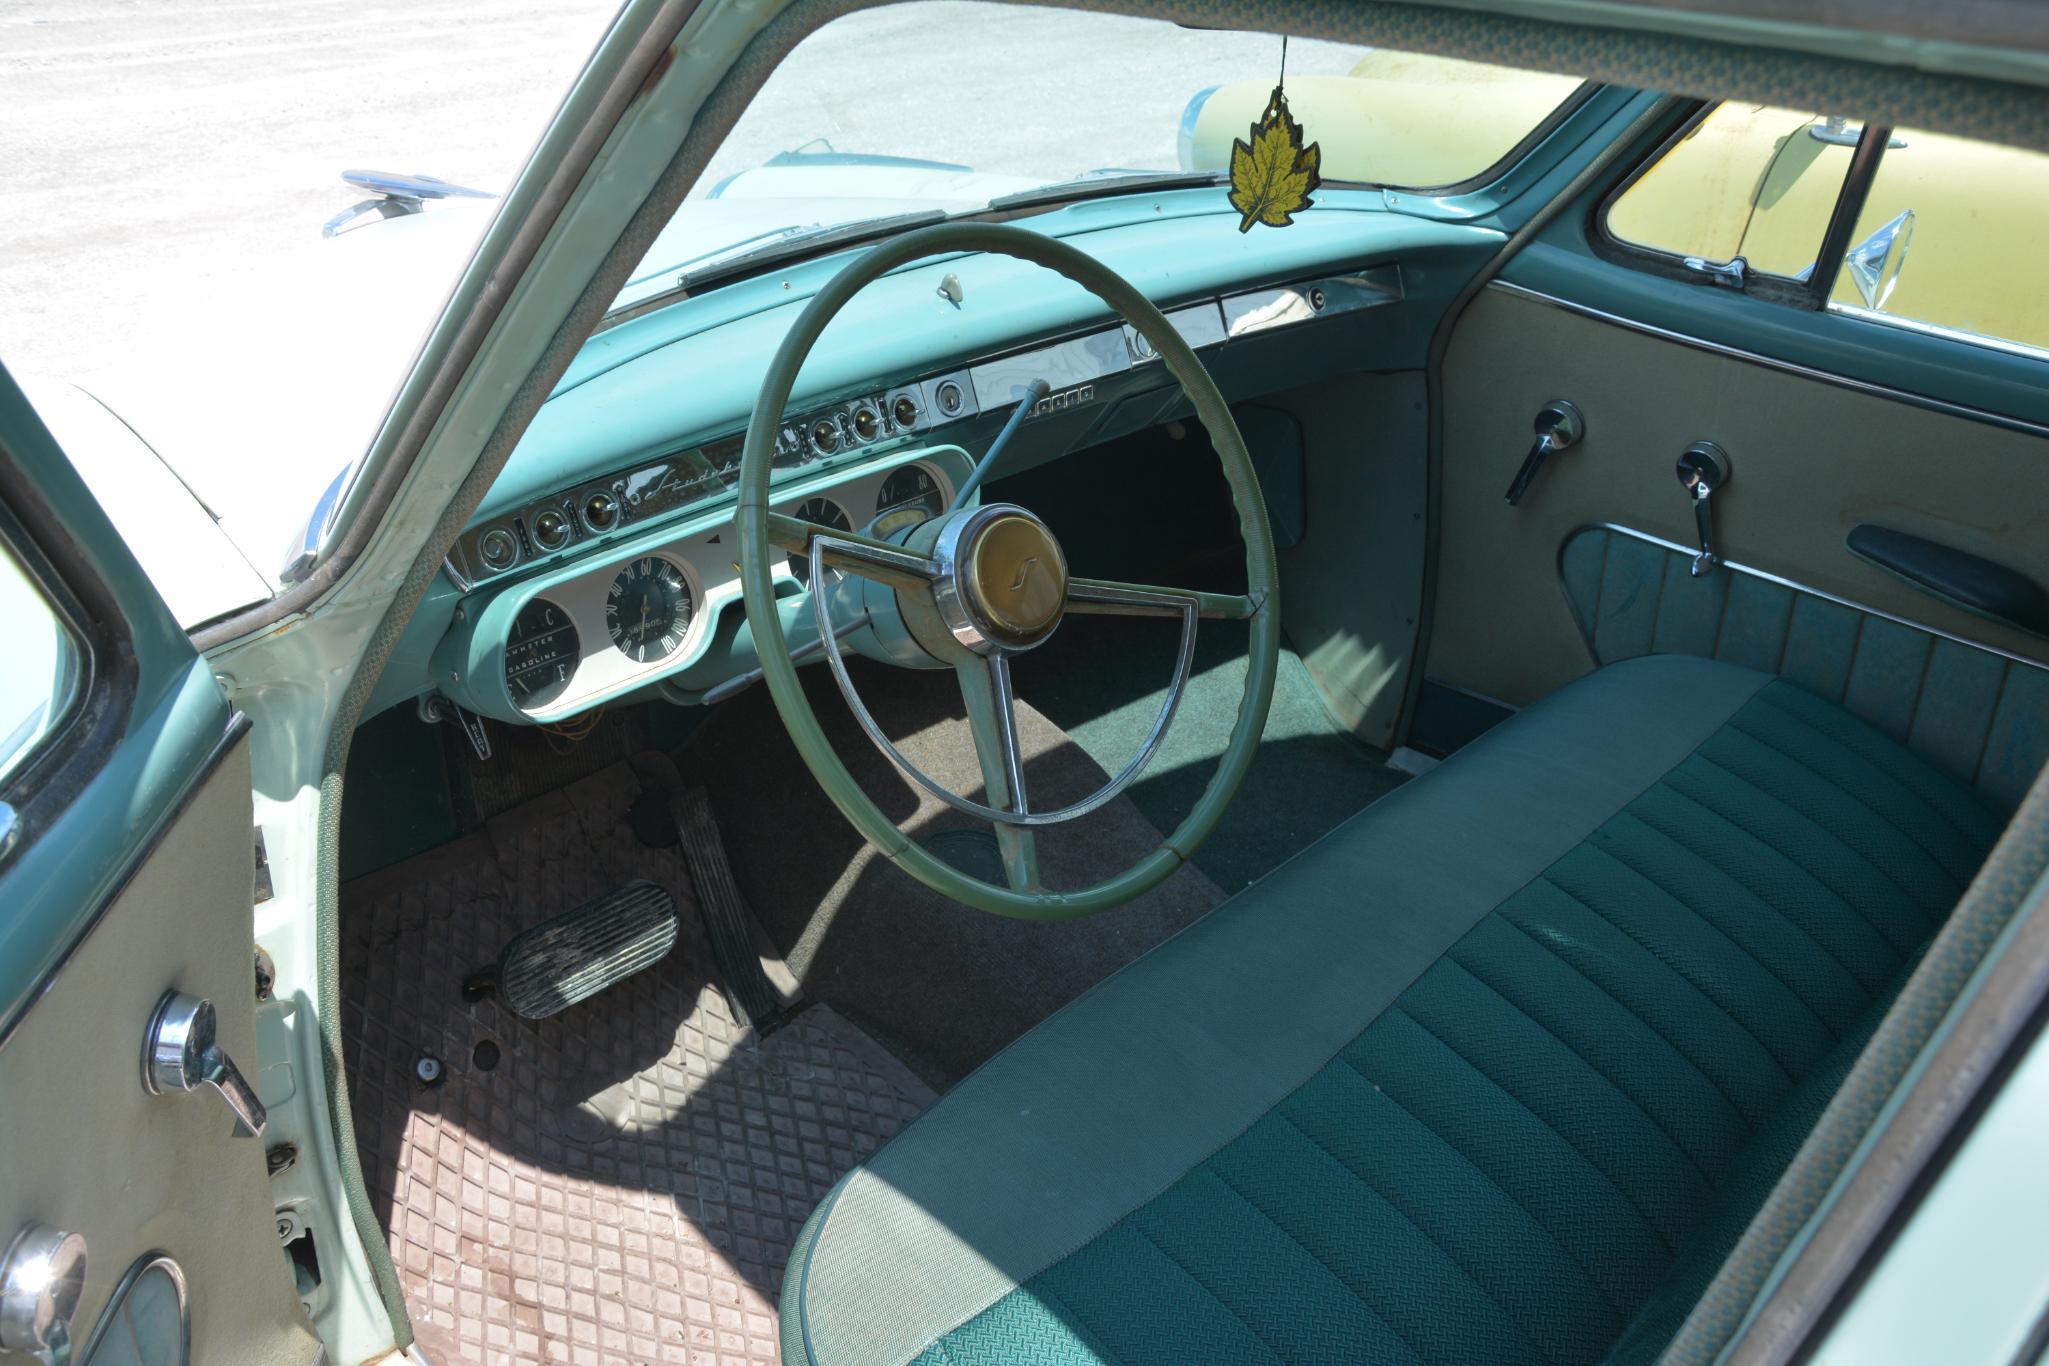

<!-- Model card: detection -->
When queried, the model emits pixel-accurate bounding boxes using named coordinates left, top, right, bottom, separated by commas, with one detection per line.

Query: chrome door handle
left=142, top=990, right=266, bottom=1137
left=1676, top=441, right=1733, bottom=576
left=1, top=1224, right=87, bottom=1365
left=1503, top=399, right=1584, bottom=506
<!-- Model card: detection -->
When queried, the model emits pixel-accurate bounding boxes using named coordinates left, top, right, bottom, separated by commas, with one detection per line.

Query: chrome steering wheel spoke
left=767, top=510, right=937, bottom=589
left=955, top=654, right=1039, bottom=891
left=1066, top=577, right=1262, bottom=621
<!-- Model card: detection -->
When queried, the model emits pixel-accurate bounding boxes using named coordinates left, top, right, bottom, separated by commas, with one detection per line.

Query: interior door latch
left=1676, top=441, right=1734, bottom=576
left=1504, top=399, right=1584, bottom=506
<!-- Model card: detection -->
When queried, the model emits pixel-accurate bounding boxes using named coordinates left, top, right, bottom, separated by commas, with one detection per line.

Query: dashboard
left=379, top=196, right=1507, bottom=728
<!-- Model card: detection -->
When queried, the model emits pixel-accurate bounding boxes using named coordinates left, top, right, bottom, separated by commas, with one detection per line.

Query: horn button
left=930, top=504, right=1069, bottom=653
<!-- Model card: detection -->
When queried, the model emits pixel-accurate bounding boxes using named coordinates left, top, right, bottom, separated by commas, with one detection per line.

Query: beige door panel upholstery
left=0, top=733, right=318, bottom=1365
left=1430, top=286, right=2049, bottom=710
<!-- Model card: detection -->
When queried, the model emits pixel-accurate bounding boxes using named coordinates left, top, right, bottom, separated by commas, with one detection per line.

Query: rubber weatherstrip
left=1395, top=91, right=1686, bottom=749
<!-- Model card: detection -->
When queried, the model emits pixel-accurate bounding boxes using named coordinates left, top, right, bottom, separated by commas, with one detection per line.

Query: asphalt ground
left=0, top=1, right=1358, bottom=385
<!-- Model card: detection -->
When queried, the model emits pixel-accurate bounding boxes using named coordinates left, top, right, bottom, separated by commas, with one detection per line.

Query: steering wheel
left=735, top=222, right=1278, bottom=918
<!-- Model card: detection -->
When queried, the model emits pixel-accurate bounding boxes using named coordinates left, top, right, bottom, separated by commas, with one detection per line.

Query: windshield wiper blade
left=671, top=210, right=949, bottom=292
left=986, top=170, right=1222, bottom=212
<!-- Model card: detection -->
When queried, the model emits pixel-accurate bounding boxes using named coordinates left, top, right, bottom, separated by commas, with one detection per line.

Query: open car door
left=0, top=364, right=317, bottom=1364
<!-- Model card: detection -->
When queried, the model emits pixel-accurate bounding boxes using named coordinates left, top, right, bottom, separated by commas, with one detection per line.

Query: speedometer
left=505, top=598, right=578, bottom=710
left=872, top=464, right=947, bottom=538
left=789, top=497, right=852, bottom=587
left=606, top=556, right=693, bottom=663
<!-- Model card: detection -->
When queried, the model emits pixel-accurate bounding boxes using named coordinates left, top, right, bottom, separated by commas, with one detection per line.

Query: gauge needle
left=638, top=597, right=650, bottom=637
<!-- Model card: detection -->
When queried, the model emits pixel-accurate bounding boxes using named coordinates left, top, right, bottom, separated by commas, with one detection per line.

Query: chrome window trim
left=1490, top=280, right=2049, bottom=441
left=1829, top=300, right=2049, bottom=366
left=77, top=1251, right=189, bottom=1366
left=1562, top=521, right=2049, bottom=671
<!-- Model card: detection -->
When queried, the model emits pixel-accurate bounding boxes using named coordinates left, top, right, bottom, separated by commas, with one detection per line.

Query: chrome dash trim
left=1488, top=281, right=2049, bottom=442
left=1220, top=266, right=1403, bottom=338
left=1566, top=522, right=2049, bottom=671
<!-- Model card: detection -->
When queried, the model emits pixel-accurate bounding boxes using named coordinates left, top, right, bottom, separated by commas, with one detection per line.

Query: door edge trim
left=1489, top=280, right=2049, bottom=442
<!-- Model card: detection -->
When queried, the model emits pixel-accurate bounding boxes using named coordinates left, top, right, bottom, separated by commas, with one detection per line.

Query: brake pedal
left=469, top=880, right=679, bottom=1020
left=671, top=788, right=787, bottom=1031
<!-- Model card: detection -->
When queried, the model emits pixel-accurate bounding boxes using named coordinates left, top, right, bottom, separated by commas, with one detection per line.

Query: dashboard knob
left=476, top=525, right=519, bottom=572
left=531, top=509, right=571, bottom=551
left=583, top=492, right=620, bottom=532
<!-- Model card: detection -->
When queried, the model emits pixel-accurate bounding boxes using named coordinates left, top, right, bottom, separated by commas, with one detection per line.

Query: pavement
left=0, top=0, right=1358, bottom=384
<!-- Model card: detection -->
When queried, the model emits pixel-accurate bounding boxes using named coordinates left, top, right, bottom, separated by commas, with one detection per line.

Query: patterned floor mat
left=341, top=755, right=933, bottom=1365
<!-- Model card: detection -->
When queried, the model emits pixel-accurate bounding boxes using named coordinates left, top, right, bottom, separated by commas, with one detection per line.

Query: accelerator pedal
left=671, top=788, right=786, bottom=1031
left=478, top=880, right=679, bottom=1020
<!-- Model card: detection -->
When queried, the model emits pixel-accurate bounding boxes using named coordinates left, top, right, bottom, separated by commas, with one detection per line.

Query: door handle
left=1503, top=399, right=1584, bottom=506
left=142, top=990, right=267, bottom=1138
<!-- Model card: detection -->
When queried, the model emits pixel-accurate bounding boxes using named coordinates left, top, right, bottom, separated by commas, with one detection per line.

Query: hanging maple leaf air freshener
left=1229, top=85, right=1322, bottom=232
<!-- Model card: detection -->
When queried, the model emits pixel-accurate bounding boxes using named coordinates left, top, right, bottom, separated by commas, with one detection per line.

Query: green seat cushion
left=783, top=658, right=2004, bottom=1365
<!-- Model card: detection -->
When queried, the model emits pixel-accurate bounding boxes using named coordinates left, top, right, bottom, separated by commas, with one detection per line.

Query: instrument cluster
left=488, top=455, right=956, bottom=721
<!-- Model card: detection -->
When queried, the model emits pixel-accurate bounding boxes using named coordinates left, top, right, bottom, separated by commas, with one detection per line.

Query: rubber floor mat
left=341, top=756, right=933, bottom=1365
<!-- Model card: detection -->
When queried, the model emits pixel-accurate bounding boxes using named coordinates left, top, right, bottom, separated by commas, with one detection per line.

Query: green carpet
left=1020, top=615, right=1406, bottom=894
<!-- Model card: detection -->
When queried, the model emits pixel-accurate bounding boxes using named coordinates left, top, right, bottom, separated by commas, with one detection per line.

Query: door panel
left=0, top=366, right=315, bottom=1362
left=1428, top=286, right=2049, bottom=779
left=0, top=729, right=319, bottom=1364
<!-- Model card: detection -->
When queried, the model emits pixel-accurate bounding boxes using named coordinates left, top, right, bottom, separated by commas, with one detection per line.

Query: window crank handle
left=1676, top=441, right=1733, bottom=577
left=142, top=990, right=267, bottom=1137
left=1504, top=399, right=1584, bottom=506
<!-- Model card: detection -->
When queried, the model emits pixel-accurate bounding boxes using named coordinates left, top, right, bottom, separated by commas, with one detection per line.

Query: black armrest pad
left=1847, top=524, right=2049, bottom=639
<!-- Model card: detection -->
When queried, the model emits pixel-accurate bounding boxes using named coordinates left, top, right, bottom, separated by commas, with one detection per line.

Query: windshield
left=615, top=3, right=1584, bottom=308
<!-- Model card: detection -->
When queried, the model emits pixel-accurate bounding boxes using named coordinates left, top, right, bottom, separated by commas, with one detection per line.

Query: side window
left=1826, top=128, right=2049, bottom=354
left=0, top=536, right=81, bottom=788
left=1602, top=103, right=2049, bottom=359
left=1606, top=103, right=1856, bottom=283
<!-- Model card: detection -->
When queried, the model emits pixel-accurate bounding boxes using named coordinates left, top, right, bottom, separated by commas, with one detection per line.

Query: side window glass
left=1826, top=127, right=2049, bottom=355
left=0, top=538, right=81, bottom=787
left=1604, top=103, right=1857, bottom=282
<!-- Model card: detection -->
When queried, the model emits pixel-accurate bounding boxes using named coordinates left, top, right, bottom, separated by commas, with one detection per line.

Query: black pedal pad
left=672, top=789, right=785, bottom=1031
left=495, top=880, right=678, bottom=1020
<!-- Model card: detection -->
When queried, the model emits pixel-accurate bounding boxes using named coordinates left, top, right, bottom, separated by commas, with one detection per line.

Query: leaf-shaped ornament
left=1228, top=85, right=1322, bottom=232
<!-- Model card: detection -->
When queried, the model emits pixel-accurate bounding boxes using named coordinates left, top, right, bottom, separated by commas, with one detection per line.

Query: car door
left=0, top=364, right=318, bottom=1364
left=1421, top=98, right=2049, bottom=814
